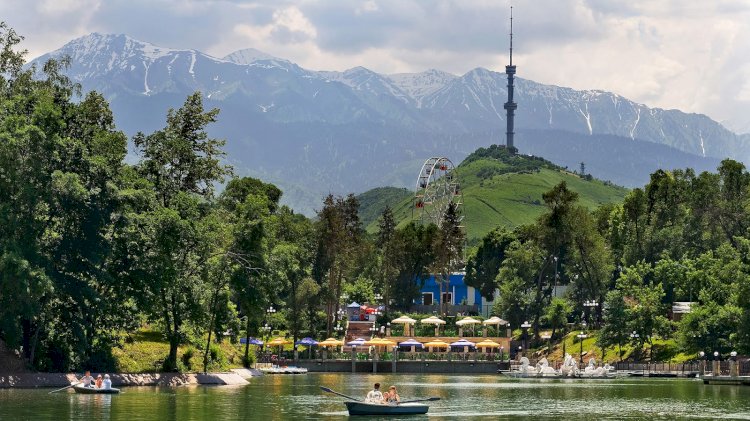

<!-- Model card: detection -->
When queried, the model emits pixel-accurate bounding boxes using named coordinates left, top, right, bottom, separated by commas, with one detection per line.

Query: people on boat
left=95, top=374, right=103, bottom=389
left=79, top=371, right=94, bottom=388
left=384, top=386, right=400, bottom=404
left=102, top=374, right=112, bottom=390
left=365, top=382, right=383, bottom=403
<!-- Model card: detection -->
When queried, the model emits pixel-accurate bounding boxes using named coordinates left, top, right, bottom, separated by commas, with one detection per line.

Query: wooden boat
left=73, top=385, right=121, bottom=394
left=344, top=401, right=429, bottom=415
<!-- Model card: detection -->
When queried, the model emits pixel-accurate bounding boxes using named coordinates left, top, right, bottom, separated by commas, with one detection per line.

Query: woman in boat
left=95, top=375, right=103, bottom=389
left=384, top=386, right=400, bottom=403
left=102, top=374, right=112, bottom=390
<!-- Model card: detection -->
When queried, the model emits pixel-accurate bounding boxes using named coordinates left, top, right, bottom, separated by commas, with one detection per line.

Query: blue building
left=414, top=272, right=494, bottom=316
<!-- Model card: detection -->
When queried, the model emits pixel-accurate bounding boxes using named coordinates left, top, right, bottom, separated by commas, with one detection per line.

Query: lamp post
left=500, top=346, right=505, bottom=362
left=553, top=256, right=559, bottom=297
left=577, top=331, right=588, bottom=365
left=521, top=321, right=531, bottom=354
left=699, top=351, right=706, bottom=376
left=517, top=345, right=523, bottom=360
left=583, top=299, right=599, bottom=326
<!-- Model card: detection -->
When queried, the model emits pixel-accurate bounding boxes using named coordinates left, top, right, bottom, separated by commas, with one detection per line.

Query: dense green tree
left=390, top=222, right=437, bottom=308
left=375, top=206, right=399, bottom=317
left=128, top=92, right=231, bottom=371
left=544, top=297, right=572, bottom=340
left=465, top=227, right=516, bottom=300
left=428, top=202, right=465, bottom=314
left=598, top=289, right=629, bottom=360
left=312, top=194, right=363, bottom=335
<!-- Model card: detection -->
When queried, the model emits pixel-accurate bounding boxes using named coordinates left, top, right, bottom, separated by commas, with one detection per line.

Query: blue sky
left=3, top=0, right=750, bottom=133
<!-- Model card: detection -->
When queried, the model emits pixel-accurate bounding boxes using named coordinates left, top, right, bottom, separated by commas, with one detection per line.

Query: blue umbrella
left=295, top=337, right=319, bottom=346
left=295, top=337, right=319, bottom=359
left=398, top=339, right=424, bottom=352
left=450, top=339, right=476, bottom=352
left=240, top=337, right=264, bottom=345
left=347, top=338, right=366, bottom=347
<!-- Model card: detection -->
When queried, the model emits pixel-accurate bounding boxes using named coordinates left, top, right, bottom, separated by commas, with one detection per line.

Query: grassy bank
left=526, top=330, right=694, bottom=364
left=112, top=329, right=250, bottom=373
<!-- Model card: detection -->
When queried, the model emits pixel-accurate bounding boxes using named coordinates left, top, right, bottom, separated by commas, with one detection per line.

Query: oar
left=319, top=386, right=362, bottom=402
left=399, top=397, right=441, bottom=404
left=49, top=382, right=80, bottom=394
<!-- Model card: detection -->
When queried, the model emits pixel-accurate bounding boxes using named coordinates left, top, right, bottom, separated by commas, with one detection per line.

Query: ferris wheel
left=413, top=157, right=464, bottom=226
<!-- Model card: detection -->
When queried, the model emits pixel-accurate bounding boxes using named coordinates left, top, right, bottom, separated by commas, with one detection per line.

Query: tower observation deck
left=503, top=6, right=517, bottom=153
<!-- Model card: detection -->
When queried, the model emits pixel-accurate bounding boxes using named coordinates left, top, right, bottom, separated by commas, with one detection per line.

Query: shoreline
left=0, top=369, right=258, bottom=389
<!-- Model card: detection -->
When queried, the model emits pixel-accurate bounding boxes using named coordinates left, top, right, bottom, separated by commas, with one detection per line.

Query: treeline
left=0, top=24, right=458, bottom=372
left=466, top=163, right=750, bottom=357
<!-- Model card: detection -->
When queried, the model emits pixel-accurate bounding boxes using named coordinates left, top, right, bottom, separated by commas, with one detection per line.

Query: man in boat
left=365, top=383, right=384, bottom=403
left=79, top=371, right=94, bottom=388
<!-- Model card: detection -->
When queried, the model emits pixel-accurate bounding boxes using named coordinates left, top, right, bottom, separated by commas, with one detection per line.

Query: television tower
left=504, top=6, right=517, bottom=153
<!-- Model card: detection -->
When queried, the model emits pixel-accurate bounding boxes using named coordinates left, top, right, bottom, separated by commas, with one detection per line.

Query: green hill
left=358, top=145, right=628, bottom=243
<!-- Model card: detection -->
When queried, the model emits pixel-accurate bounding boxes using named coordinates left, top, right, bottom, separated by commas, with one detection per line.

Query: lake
left=2, top=373, right=750, bottom=420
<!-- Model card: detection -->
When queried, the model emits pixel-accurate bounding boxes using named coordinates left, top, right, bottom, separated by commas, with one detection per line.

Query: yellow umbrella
left=318, top=338, right=344, bottom=347
left=364, top=338, right=396, bottom=347
left=423, top=340, right=449, bottom=350
left=267, top=338, right=291, bottom=346
left=475, top=339, right=501, bottom=349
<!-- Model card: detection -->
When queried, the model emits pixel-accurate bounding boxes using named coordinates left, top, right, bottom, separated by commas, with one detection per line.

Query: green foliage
left=357, top=187, right=412, bottom=229
left=544, top=297, right=572, bottom=339
left=360, top=146, right=628, bottom=243
left=465, top=227, right=516, bottom=300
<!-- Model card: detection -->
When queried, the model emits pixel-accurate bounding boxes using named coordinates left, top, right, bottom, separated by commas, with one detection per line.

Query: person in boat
left=102, top=374, right=112, bottom=390
left=95, top=374, right=103, bottom=389
left=79, top=371, right=94, bottom=388
left=365, top=382, right=383, bottom=404
left=384, top=386, right=400, bottom=404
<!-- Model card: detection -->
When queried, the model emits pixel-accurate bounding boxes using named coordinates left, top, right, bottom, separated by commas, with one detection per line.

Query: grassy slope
left=361, top=147, right=628, bottom=243
left=357, top=187, right=413, bottom=228
left=112, top=329, right=248, bottom=373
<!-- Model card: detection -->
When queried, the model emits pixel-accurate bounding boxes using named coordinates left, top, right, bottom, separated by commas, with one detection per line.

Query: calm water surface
left=1, top=373, right=750, bottom=420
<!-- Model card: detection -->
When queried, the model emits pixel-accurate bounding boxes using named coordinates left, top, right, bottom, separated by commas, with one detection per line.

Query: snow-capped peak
left=222, top=48, right=284, bottom=65
left=388, top=68, right=457, bottom=103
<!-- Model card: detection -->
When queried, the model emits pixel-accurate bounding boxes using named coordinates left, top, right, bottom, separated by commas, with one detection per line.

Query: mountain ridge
left=26, top=32, right=749, bottom=215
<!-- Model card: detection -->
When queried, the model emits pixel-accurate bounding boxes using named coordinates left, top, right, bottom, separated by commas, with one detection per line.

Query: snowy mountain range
left=29, top=33, right=750, bottom=214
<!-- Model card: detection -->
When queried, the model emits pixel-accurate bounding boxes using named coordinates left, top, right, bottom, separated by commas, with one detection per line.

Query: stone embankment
left=0, top=370, right=256, bottom=388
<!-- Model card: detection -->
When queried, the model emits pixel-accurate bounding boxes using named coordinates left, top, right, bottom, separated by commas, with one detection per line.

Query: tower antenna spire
left=509, top=5, right=513, bottom=66
left=503, top=4, right=518, bottom=154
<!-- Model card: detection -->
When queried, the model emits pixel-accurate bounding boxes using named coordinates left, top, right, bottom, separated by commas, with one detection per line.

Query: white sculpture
left=560, top=353, right=578, bottom=377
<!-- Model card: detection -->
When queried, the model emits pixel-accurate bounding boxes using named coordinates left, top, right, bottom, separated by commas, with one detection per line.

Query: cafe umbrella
left=391, top=315, right=417, bottom=336
left=295, top=337, right=319, bottom=359
left=455, top=317, right=481, bottom=337
left=419, top=316, right=446, bottom=336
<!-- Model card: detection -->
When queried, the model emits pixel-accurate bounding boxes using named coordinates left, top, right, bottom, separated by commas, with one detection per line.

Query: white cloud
left=6, top=0, right=750, bottom=132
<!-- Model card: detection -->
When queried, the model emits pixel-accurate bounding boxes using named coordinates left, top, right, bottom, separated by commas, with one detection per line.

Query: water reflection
left=2, top=374, right=750, bottom=420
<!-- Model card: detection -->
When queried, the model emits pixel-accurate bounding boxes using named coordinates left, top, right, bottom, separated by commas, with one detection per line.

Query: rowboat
left=73, top=385, right=121, bottom=394
left=344, top=401, right=429, bottom=415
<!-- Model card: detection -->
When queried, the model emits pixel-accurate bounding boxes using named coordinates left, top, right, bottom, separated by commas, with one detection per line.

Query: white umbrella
left=420, top=316, right=446, bottom=325
left=456, top=317, right=481, bottom=337
left=420, top=316, right=446, bottom=336
left=482, top=317, right=508, bottom=337
left=455, top=317, right=481, bottom=326
left=391, top=316, right=417, bottom=336
left=482, top=316, right=508, bottom=326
